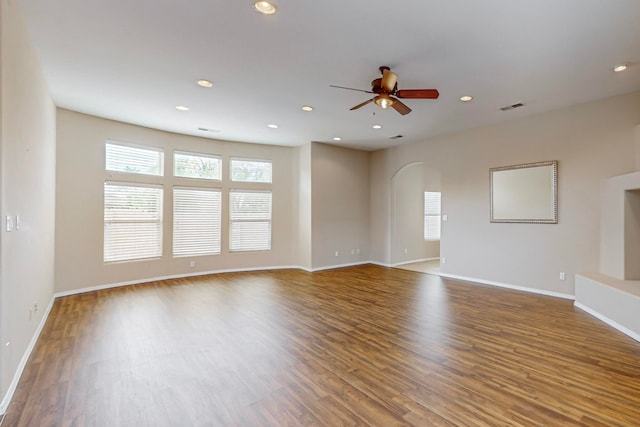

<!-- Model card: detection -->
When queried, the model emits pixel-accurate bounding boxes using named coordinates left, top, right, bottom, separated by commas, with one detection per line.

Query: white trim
left=309, top=261, right=370, bottom=272
left=369, top=260, right=392, bottom=268
left=438, top=273, right=575, bottom=300
left=391, top=257, right=440, bottom=267
left=55, top=265, right=308, bottom=298
left=0, top=297, right=55, bottom=415
left=574, top=301, right=640, bottom=343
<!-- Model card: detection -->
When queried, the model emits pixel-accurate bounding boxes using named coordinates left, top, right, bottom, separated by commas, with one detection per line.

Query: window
left=105, top=141, right=163, bottom=176
left=174, top=151, right=221, bottom=180
left=229, top=190, right=272, bottom=252
left=104, top=183, right=163, bottom=262
left=230, top=158, right=272, bottom=183
left=173, top=188, right=221, bottom=256
left=424, top=191, right=441, bottom=241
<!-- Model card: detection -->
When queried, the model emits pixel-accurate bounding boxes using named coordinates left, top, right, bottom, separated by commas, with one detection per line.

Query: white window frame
left=173, top=150, right=222, bottom=181
left=105, top=140, right=164, bottom=176
left=229, top=190, right=272, bottom=252
left=424, top=191, right=442, bottom=241
left=172, top=187, right=222, bottom=257
left=230, top=157, right=273, bottom=183
left=104, top=182, right=163, bottom=263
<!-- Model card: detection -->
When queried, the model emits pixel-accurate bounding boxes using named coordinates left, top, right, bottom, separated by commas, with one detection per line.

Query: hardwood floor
left=3, top=265, right=640, bottom=426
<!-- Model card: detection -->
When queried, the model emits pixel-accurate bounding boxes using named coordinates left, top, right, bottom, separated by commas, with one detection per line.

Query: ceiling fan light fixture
left=302, top=105, right=313, bottom=111
left=254, top=1, right=277, bottom=15
left=175, top=105, right=190, bottom=111
left=613, top=64, right=627, bottom=72
left=267, top=123, right=279, bottom=129
left=372, top=124, right=382, bottom=129
left=333, top=137, right=342, bottom=141
left=460, top=95, right=473, bottom=102
left=375, top=94, right=394, bottom=109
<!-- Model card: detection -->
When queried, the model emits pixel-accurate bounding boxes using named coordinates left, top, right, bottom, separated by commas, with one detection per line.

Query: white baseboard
left=574, top=301, right=640, bottom=343
left=391, top=257, right=440, bottom=267
left=310, top=261, right=370, bottom=272
left=0, top=296, right=55, bottom=415
left=368, top=261, right=392, bottom=268
left=55, top=262, right=381, bottom=298
left=438, top=272, right=575, bottom=300
left=55, top=265, right=307, bottom=298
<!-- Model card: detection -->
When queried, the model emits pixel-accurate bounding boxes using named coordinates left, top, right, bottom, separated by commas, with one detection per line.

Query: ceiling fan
left=330, top=66, right=439, bottom=115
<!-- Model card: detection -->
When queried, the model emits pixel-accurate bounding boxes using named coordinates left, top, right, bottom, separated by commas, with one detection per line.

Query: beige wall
left=371, top=91, right=640, bottom=295
left=626, top=190, right=640, bottom=280
left=390, top=163, right=441, bottom=265
left=311, top=142, right=370, bottom=268
left=635, top=125, right=640, bottom=171
left=296, top=143, right=312, bottom=270
left=391, top=163, right=424, bottom=264
left=600, top=172, right=640, bottom=279
left=0, top=0, right=56, bottom=407
left=55, top=109, right=300, bottom=293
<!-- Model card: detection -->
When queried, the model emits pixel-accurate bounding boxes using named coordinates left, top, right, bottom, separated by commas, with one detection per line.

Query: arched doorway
left=390, top=162, right=441, bottom=272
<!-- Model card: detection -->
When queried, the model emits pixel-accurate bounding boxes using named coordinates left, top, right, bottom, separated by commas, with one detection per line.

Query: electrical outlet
left=404, top=248, right=408, bottom=254
left=441, top=257, right=446, bottom=264
left=559, top=272, right=566, bottom=281
left=335, top=251, right=339, bottom=257
left=189, top=261, right=195, bottom=268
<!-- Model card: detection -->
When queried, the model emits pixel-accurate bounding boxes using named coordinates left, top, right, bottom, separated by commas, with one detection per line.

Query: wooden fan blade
left=390, top=97, right=411, bottom=115
left=330, top=85, right=374, bottom=94
left=381, top=69, right=398, bottom=93
left=396, top=89, right=440, bottom=99
left=350, top=98, right=374, bottom=111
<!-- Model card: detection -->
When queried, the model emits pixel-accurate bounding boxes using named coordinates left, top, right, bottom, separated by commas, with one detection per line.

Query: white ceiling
left=18, top=0, right=640, bottom=151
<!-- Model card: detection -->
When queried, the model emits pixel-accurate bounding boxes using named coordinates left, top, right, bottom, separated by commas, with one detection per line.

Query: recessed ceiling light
left=302, top=105, right=313, bottom=112
left=175, top=105, right=190, bottom=111
left=372, top=124, right=382, bottom=129
left=333, top=137, right=342, bottom=141
left=613, top=64, right=627, bottom=72
left=254, top=1, right=277, bottom=15
left=267, top=124, right=279, bottom=129
left=460, top=95, right=473, bottom=102
left=197, top=79, right=213, bottom=88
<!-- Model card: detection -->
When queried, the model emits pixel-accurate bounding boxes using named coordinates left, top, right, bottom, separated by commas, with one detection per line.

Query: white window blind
left=104, top=183, right=163, bottom=262
left=105, top=141, right=163, bottom=176
left=424, top=191, right=442, bottom=241
left=230, top=158, right=272, bottom=183
left=173, top=187, right=221, bottom=257
left=174, top=151, right=221, bottom=180
left=229, top=190, right=272, bottom=252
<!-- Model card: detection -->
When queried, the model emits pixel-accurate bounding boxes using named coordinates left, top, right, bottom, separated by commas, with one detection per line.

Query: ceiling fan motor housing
left=371, top=78, right=397, bottom=94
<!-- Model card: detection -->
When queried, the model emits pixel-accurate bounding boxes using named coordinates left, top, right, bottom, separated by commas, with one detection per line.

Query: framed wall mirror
left=490, top=160, right=558, bottom=223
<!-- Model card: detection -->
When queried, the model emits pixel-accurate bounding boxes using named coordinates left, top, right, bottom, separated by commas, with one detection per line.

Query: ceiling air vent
left=389, top=134, right=404, bottom=140
left=499, top=102, right=525, bottom=112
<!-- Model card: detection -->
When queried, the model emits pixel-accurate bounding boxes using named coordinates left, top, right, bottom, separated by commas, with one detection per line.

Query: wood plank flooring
left=3, top=265, right=640, bottom=426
